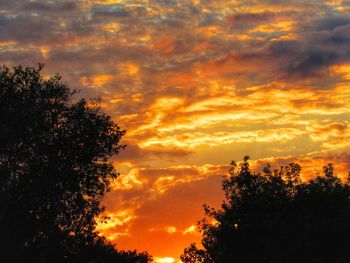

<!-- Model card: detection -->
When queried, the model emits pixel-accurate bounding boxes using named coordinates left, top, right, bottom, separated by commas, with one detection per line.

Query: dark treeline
left=1, top=65, right=350, bottom=263
left=0, top=65, right=151, bottom=263
left=181, top=157, right=350, bottom=263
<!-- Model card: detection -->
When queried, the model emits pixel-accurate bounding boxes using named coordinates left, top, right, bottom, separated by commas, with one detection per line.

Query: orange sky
left=2, top=0, right=350, bottom=261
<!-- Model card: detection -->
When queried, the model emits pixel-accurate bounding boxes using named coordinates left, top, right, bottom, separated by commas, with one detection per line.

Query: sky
left=1, top=0, right=350, bottom=262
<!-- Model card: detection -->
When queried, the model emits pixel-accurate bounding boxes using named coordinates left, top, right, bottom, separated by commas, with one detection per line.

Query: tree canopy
left=0, top=65, right=151, bottom=262
left=181, top=156, right=350, bottom=263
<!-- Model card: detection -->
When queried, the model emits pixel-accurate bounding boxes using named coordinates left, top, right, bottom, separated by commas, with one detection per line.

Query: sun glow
left=155, top=257, right=176, bottom=263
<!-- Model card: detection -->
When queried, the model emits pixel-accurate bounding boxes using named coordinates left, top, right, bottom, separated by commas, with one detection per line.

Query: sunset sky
left=2, top=0, right=350, bottom=261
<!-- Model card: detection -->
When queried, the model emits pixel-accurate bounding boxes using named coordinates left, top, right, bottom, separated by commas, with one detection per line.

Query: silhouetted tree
left=76, top=237, right=151, bottom=263
left=0, top=65, right=151, bottom=262
left=180, top=244, right=212, bottom=263
left=182, top=156, right=350, bottom=263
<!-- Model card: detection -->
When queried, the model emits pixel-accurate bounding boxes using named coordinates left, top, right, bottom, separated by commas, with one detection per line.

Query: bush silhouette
left=182, top=157, right=350, bottom=263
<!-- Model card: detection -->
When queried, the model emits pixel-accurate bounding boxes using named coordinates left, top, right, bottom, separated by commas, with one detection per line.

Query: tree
left=0, top=65, right=151, bottom=262
left=180, top=244, right=212, bottom=263
left=182, top=157, right=350, bottom=263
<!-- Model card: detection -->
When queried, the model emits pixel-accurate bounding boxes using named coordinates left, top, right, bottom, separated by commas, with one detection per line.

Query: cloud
left=23, top=1, right=78, bottom=13
left=265, top=22, right=350, bottom=79
left=114, top=142, right=192, bottom=164
left=0, top=48, right=44, bottom=66
left=226, top=11, right=276, bottom=26
left=309, top=15, right=350, bottom=31
left=252, top=153, right=350, bottom=180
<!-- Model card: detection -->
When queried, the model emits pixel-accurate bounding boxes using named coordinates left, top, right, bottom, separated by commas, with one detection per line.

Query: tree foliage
left=0, top=65, right=151, bottom=262
left=182, top=156, right=350, bottom=263
left=180, top=244, right=212, bottom=263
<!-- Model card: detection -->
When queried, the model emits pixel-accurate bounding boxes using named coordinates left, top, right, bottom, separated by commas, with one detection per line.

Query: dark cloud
left=0, top=0, right=20, bottom=11
left=290, top=25, right=350, bottom=78
left=226, top=11, right=276, bottom=26
left=23, top=1, right=78, bottom=13
left=0, top=14, right=58, bottom=43
left=235, top=21, right=350, bottom=81
left=92, top=4, right=132, bottom=18
left=310, top=16, right=350, bottom=31
left=0, top=49, right=43, bottom=66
